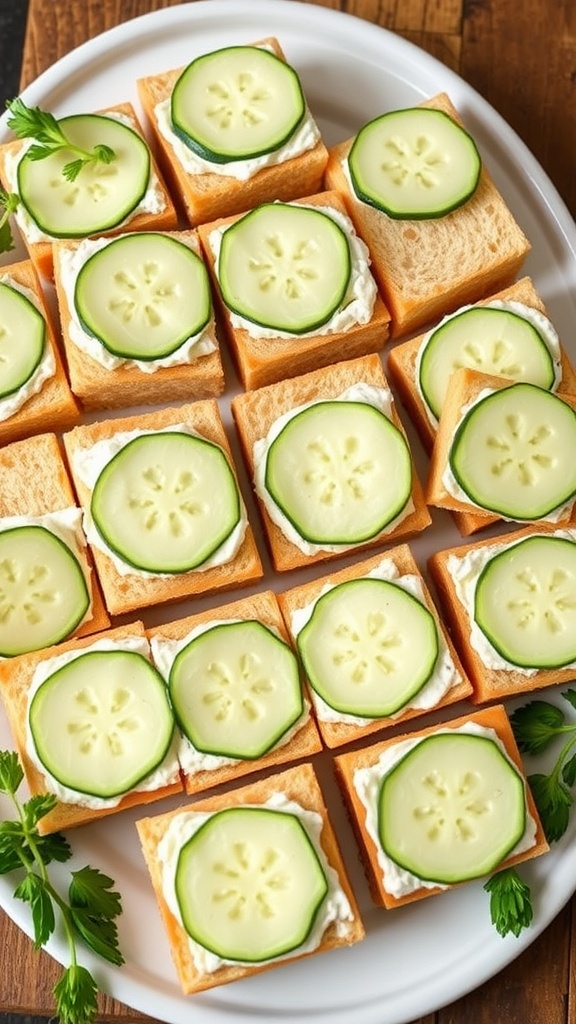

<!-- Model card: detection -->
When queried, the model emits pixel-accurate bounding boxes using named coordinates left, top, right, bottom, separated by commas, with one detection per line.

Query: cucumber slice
left=17, top=113, right=150, bottom=238
left=377, top=732, right=526, bottom=884
left=73, top=233, right=212, bottom=361
left=90, top=431, right=241, bottom=573
left=0, top=525, right=89, bottom=657
left=175, top=807, right=328, bottom=961
left=297, top=578, right=439, bottom=717
left=474, top=534, right=576, bottom=668
left=348, top=107, right=481, bottom=219
left=217, top=203, right=351, bottom=335
left=0, top=281, right=46, bottom=399
left=28, top=649, right=174, bottom=798
left=419, top=306, right=557, bottom=421
left=169, top=620, right=303, bottom=759
left=264, top=400, right=412, bottom=544
left=170, top=46, right=306, bottom=164
left=449, top=383, right=576, bottom=519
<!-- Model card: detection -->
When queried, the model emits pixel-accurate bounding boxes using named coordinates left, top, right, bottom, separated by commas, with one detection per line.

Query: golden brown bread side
left=334, top=704, right=549, bottom=910
left=0, top=431, right=109, bottom=641
left=147, top=589, right=322, bottom=795
left=425, top=367, right=576, bottom=535
left=0, top=102, right=179, bottom=281
left=386, top=275, right=576, bottom=456
left=0, top=621, right=183, bottom=834
left=61, top=401, right=263, bottom=616
left=231, top=352, right=432, bottom=573
left=277, top=543, right=472, bottom=748
left=52, top=228, right=225, bottom=410
left=0, top=259, right=80, bottom=444
left=323, top=92, right=531, bottom=338
left=136, top=38, right=329, bottom=227
left=135, top=761, right=365, bottom=995
left=197, top=189, right=392, bottom=390
left=427, top=523, right=576, bottom=703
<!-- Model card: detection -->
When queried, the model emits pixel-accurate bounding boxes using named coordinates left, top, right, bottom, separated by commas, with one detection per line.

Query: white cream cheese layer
left=57, top=234, right=217, bottom=372
left=157, top=793, right=355, bottom=973
left=71, top=423, right=248, bottom=578
left=289, top=555, right=462, bottom=724
left=353, top=721, right=538, bottom=899
left=446, top=528, right=576, bottom=673
left=208, top=202, right=377, bottom=340
left=4, top=110, right=167, bottom=244
left=25, top=635, right=181, bottom=808
left=150, top=619, right=311, bottom=775
left=0, top=273, right=55, bottom=420
left=441, top=387, right=576, bottom=524
left=253, top=383, right=414, bottom=555
left=415, top=299, right=563, bottom=430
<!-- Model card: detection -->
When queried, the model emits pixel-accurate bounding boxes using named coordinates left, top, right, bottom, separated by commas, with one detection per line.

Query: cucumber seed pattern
left=381, top=133, right=445, bottom=190
left=210, top=840, right=290, bottom=921
left=127, top=463, right=204, bottom=536
left=108, top=263, right=177, bottom=327
left=67, top=685, right=138, bottom=757
left=413, top=768, right=490, bottom=842
left=486, top=416, right=553, bottom=486
left=201, top=652, right=274, bottom=723
left=206, top=72, right=271, bottom=132
left=455, top=339, right=521, bottom=377
left=249, top=232, right=318, bottom=301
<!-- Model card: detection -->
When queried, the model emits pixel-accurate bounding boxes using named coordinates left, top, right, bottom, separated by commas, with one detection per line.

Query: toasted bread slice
left=0, top=431, right=109, bottom=643
left=428, top=523, right=576, bottom=703
left=147, top=589, right=322, bottom=795
left=0, top=259, right=80, bottom=443
left=387, top=276, right=576, bottom=456
left=0, top=621, right=184, bottom=834
left=334, top=704, right=549, bottom=910
left=324, top=92, right=531, bottom=338
left=62, top=401, right=263, bottom=616
left=137, top=38, right=329, bottom=227
left=231, top=353, right=431, bottom=572
left=277, top=544, right=472, bottom=748
left=197, top=190, right=391, bottom=390
left=425, top=367, right=576, bottom=535
left=136, top=762, right=365, bottom=994
left=0, top=102, right=178, bottom=281
left=52, top=229, right=225, bottom=410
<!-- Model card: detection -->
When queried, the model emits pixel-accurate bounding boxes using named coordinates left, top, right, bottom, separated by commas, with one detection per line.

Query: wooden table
left=1, top=1, right=576, bottom=1022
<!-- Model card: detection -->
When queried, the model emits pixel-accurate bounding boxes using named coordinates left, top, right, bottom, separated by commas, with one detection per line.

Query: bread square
left=197, top=189, right=391, bottom=390
left=62, top=401, right=263, bottom=616
left=52, top=228, right=225, bottom=410
left=0, top=431, right=109, bottom=647
left=147, top=589, right=322, bottom=795
left=428, top=523, right=576, bottom=703
left=324, top=92, right=531, bottom=338
left=135, top=761, right=365, bottom=995
left=334, top=704, right=549, bottom=910
left=387, top=276, right=576, bottom=456
left=231, top=353, right=431, bottom=573
left=0, top=259, right=80, bottom=444
left=0, top=102, right=178, bottom=281
left=0, top=621, right=184, bottom=834
left=277, top=544, right=471, bottom=748
left=136, top=38, right=329, bottom=228
left=424, top=367, right=576, bottom=535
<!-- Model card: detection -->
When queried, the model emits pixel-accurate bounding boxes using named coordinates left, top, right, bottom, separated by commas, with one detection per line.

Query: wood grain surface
left=1, top=1, right=576, bottom=1023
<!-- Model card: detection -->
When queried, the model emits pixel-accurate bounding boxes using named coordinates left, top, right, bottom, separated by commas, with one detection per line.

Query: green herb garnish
left=510, top=689, right=576, bottom=843
left=6, top=97, right=116, bottom=183
left=0, top=749, right=124, bottom=1024
left=0, top=186, right=19, bottom=253
left=484, top=867, right=533, bottom=938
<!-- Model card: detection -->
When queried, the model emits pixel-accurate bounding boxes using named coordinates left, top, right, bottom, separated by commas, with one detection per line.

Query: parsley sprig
left=0, top=750, right=124, bottom=1024
left=0, top=187, right=19, bottom=254
left=484, top=867, right=533, bottom=938
left=6, top=97, right=116, bottom=183
left=511, top=689, right=576, bottom=843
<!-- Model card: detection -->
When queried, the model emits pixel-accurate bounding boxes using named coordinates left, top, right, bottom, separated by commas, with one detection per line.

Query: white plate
left=2, top=3, right=576, bottom=1023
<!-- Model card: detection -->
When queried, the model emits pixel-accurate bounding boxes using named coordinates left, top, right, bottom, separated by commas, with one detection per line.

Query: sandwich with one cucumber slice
left=135, top=762, right=364, bottom=994
left=334, top=704, right=549, bottom=911
left=137, top=37, right=329, bottom=226
left=324, top=92, right=531, bottom=337
left=0, top=621, right=184, bottom=834
left=429, top=524, right=576, bottom=704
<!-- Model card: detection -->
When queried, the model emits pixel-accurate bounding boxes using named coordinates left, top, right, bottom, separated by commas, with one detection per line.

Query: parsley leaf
left=53, top=964, right=99, bottom=1024
left=510, top=700, right=566, bottom=755
left=6, top=97, right=116, bottom=182
left=0, top=187, right=19, bottom=255
left=14, top=872, right=56, bottom=948
left=484, top=867, right=533, bottom=938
